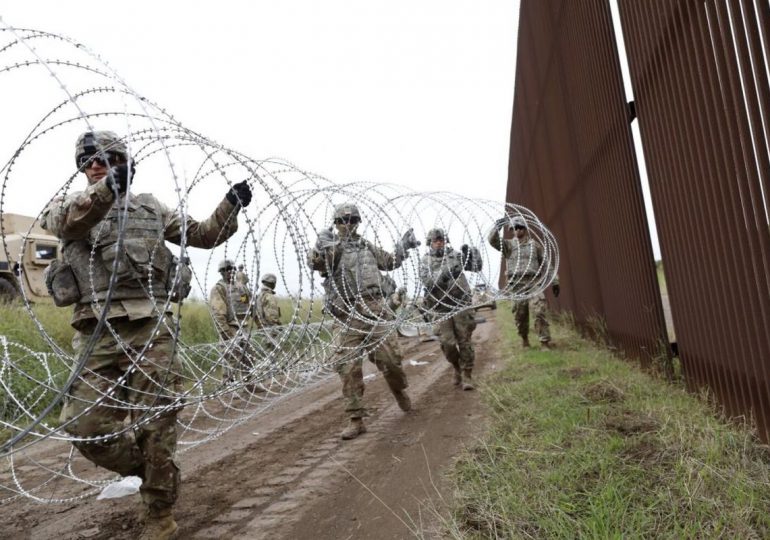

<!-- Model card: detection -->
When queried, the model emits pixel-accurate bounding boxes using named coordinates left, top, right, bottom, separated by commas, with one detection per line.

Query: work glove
left=316, top=227, right=339, bottom=250
left=226, top=180, right=252, bottom=208
left=400, top=228, right=421, bottom=250
left=105, top=162, right=133, bottom=195
left=494, top=216, right=509, bottom=230
left=552, top=284, right=560, bottom=298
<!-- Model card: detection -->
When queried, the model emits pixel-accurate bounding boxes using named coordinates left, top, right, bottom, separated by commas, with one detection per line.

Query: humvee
left=0, top=213, right=59, bottom=302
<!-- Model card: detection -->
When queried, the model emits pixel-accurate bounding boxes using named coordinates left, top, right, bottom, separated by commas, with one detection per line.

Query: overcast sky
left=1, top=1, right=520, bottom=200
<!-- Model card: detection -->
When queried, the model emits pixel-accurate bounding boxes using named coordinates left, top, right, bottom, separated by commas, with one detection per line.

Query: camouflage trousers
left=61, top=315, right=182, bottom=514
left=218, top=325, right=257, bottom=385
left=513, top=291, right=551, bottom=343
left=332, top=298, right=408, bottom=419
left=436, top=309, right=477, bottom=371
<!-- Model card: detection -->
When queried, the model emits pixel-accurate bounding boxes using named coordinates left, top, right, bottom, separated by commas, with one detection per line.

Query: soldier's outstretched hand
left=226, top=180, right=252, bottom=208
left=316, top=227, right=339, bottom=250
left=401, top=228, right=421, bottom=250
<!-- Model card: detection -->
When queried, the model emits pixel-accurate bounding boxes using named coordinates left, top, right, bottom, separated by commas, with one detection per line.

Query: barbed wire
left=0, top=24, right=558, bottom=504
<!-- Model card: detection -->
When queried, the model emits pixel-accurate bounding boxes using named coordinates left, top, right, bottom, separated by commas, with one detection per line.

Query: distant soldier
left=41, top=130, right=250, bottom=539
left=255, top=273, right=281, bottom=328
left=235, top=264, right=249, bottom=287
left=307, top=202, right=419, bottom=440
left=210, top=259, right=256, bottom=385
left=419, top=228, right=482, bottom=390
left=489, top=216, right=560, bottom=348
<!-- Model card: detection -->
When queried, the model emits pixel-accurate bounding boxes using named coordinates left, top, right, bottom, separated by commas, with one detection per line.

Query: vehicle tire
left=0, top=278, right=19, bottom=303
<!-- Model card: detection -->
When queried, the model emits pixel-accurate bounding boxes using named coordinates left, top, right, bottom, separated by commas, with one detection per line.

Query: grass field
left=445, top=315, right=770, bottom=538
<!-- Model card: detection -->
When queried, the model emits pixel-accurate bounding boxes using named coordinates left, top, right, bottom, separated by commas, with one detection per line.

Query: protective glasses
left=334, top=216, right=360, bottom=225
left=77, top=151, right=125, bottom=169
left=513, top=224, right=526, bottom=231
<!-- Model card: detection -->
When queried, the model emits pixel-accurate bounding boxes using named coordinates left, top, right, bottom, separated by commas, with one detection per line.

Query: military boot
left=340, top=418, right=367, bottom=440
left=393, top=390, right=412, bottom=411
left=138, top=510, right=178, bottom=540
left=461, top=369, right=475, bottom=391
left=541, top=340, right=554, bottom=350
left=522, top=336, right=531, bottom=348
left=452, top=368, right=462, bottom=386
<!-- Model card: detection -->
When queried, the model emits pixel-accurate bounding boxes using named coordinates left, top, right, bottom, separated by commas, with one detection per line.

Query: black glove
left=226, top=180, right=252, bottom=207
left=400, top=228, right=421, bottom=250
left=105, top=162, right=133, bottom=195
left=552, top=284, right=560, bottom=298
left=461, top=244, right=469, bottom=259
left=316, top=228, right=339, bottom=250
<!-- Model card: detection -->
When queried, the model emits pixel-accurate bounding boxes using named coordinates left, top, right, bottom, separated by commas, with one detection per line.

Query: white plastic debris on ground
left=97, top=476, right=142, bottom=499
left=408, top=359, right=429, bottom=366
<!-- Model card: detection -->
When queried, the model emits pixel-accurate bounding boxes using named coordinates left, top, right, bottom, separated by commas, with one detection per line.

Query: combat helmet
left=333, top=202, right=361, bottom=224
left=75, top=131, right=129, bottom=168
left=261, top=273, right=277, bottom=288
left=426, top=228, right=448, bottom=244
left=510, top=216, right=528, bottom=229
left=218, top=259, right=235, bottom=273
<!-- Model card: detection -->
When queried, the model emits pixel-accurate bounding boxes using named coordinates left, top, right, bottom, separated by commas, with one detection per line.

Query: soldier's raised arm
left=41, top=181, right=115, bottom=240
left=161, top=180, right=251, bottom=248
left=488, top=217, right=513, bottom=259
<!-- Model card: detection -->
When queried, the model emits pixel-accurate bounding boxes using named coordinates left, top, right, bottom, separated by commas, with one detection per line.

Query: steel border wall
left=617, top=0, right=770, bottom=441
left=507, top=0, right=670, bottom=369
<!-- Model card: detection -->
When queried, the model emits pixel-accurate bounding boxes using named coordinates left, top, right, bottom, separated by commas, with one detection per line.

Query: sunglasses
left=513, top=225, right=526, bottom=231
left=77, top=151, right=125, bottom=169
left=334, top=216, right=361, bottom=225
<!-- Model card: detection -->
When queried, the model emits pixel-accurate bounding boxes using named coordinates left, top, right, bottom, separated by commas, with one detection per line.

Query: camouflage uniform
left=419, top=243, right=479, bottom=381
left=209, top=276, right=256, bottom=383
left=308, top=225, right=412, bottom=421
left=255, top=286, right=281, bottom=328
left=235, top=266, right=249, bottom=287
left=42, top=175, right=240, bottom=516
left=488, top=224, right=559, bottom=344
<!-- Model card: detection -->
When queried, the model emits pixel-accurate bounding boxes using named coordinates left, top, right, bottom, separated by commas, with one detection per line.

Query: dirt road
left=3, top=312, right=501, bottom=539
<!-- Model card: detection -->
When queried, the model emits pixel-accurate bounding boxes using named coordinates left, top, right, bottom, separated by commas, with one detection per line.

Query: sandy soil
left=2, top=312, right=501, bottom=540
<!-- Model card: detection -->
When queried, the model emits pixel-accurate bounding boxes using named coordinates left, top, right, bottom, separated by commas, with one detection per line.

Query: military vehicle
left=0, top=213, right=59, bottom=302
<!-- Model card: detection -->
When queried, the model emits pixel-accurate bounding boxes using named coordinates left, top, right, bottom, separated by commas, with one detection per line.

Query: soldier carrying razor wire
left=307, top=202, right=419, bottom=440
left=419, top=228, right=483, bottom=390
left=41, top=130, right=251, bottom=540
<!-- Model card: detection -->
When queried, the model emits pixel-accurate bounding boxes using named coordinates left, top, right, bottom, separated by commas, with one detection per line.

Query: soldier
left=41, top=130, right=251, bottom=539
left=235, top=264, right=249, bottom=286
left=489, top=216, right=560, bottom=348
left=307, top=202, right=419, bottom=440
left=210, top=259, right=258, bottom=387
left=419, top=228, right=482, bottom=390
left=255, top=273, right=281, bottom=328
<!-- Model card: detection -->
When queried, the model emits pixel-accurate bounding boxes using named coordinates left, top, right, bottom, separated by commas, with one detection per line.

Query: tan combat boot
left=340, top=418, right=367, bottom=440
left=522, top=337, right=531, bottom=348
left=461, top=369, right=475, bottom=391
left=139, top=510, right=178, bottom=540
left=452, top=368, right=462, bottom=386
left=393, top=390, right=412, bottom=412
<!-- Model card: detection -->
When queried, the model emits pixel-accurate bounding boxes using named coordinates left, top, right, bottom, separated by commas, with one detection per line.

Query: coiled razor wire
left=0, top=24, right=558, bottom=504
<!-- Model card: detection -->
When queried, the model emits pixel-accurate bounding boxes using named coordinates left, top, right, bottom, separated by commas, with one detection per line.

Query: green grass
left=445, top=315, right=770, bottom=539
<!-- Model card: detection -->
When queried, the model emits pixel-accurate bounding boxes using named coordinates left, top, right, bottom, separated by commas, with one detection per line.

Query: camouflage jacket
left=307, top=232, right=404, bottom=313
left=488, top=228, right=559, bottom=286
left=209, top=279, right=240, bottom=338
left=41, top=179, right=239, bottom=326
left=419, top=247, right=473, bottom=312
left=256, top=287, right=281, bottom=327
